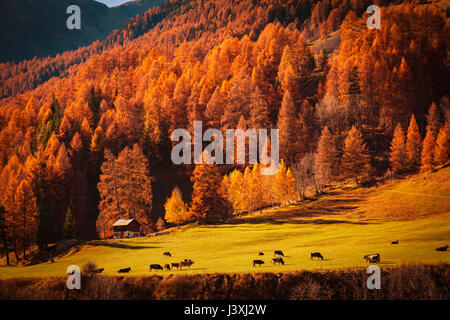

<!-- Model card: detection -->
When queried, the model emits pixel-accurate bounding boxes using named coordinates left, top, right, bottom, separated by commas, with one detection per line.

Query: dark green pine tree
left=346, top=65, right=362, bottom=127
left=318, top=49, right=329, bottom=70
left=37, top=96, right=63, bottom=147
left=87, top=86, right=102, bottom=123
left=36, top=208, right=54, bottom=248
left=63, top=207, right=76, bottom=240
left=347, top=66, right=361, bottom=96
left=0, top=205, right=11, bottom=265
left=49, top=96, right=63, bottom=134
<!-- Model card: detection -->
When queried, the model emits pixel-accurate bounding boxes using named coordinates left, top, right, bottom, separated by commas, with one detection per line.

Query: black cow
left=258, top=252, right=264, bottom=256
left=436, top=245, right=449, bottom=251
left=118, top=267, right=131, bottom=273
left=149, top=264, right=164, bottom=271
left=310, top=252, right=323, bottom=260
left=391, top=240, right=399, bottom=244
left=163, top=251, right=172, bottom=257
left=273, top=257, right=285, bottom=265
left=274, top=250, right=284, bottom=257
left=253, top=260, right=264, bottom=267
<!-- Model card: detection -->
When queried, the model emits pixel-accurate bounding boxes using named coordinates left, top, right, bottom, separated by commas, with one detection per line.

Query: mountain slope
left=0, top=0, right=164, bottom=63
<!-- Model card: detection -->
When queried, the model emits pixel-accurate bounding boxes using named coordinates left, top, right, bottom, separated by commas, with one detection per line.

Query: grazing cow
left=436, top=245, right=449, bottom=252
left=273, top=257, right=285, bottom=265
left=149, top=264, right=163, bottom=271
left=171, top=262, right=180, bottom=270
left=258, top=252, right=264, bottom=256
left=118, top=267, right=131, bottom=273
left=164, top=264, right=171, bottom=271
left=163, top=251, right=172, bottom=257
left=310, top=252, right=324, bottom=260
left=94, top=268, right=104, bottom=273
left=391, top=240, right=399, bottom=244
left=253, top=260, right=264, bottom=267
left=364, top=254, right=380, bottom=263
left=180, top=260, right=194, bottom=269
left=274, top=250, right=284, bottom=257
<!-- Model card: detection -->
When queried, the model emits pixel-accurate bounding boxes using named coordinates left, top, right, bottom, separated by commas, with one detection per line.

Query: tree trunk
left=23, top=243, right=27, bottom=260
left=13, top=240, right=20, bottom=261
left=1, top=246, right=10, bottom=265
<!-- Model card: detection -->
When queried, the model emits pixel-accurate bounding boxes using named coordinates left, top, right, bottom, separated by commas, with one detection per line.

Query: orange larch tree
left=421, top=127, right=436, bottom=172
left=189, top=153, right=228, bottom=223
left=406, top=114, right=422, bottom=170
left=390, top=123, right=407, bottom=173
left=341, top=126, right=370, bottom=184
left=97, top=144, right=152, bottom=239
left=316, top=126, right=338, bottom=184
left=434, top=122, right=450, bottom=166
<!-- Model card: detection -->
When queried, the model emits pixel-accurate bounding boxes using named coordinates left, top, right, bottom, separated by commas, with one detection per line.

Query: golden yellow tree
left=286, top=168, right=298, bottom=203
left=164, top=187, right=188, bottom=227
left=242, top=167, right=254, bottom=212
left=274, top=160, right=297, bottom=206
left=250, top=163, right=267, bottom=213
left=224, top=169, right=245, bottom=214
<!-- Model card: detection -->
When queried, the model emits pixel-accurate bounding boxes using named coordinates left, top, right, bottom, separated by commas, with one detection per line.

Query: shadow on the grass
left=88, top=242, right=160, bottom=250
left=226, top=218, right=373, bottom=226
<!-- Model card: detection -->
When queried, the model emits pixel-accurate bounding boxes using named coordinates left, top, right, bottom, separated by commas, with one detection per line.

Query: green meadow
left=1, top=168, right=449, bottom=279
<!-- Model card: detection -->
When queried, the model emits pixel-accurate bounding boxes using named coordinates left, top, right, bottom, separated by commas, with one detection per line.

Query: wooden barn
left=112, top=218, right=141, bottom=239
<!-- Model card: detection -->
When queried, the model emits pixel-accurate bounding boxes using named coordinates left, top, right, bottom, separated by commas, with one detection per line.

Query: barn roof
left=112, top=218, right=140, bottom=227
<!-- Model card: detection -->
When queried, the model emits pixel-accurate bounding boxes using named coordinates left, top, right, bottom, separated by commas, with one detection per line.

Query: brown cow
left=171, top=262, right=180, bottom=270
left=180, top=260, right=194, bottom=269
left=164, top=264, right=171, bottom=271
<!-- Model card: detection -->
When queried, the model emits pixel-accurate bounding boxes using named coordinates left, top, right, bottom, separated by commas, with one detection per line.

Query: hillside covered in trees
left=0, top=0, right=165, bottom=63
left=0, top=0, right=449, bottom=264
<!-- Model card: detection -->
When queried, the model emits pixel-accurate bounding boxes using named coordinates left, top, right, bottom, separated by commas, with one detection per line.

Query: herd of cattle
left=253, top=250, right=326, bottom=267
left=149, top=253, right=195, bottom=272
left=89, top=242, right=448, bottom=274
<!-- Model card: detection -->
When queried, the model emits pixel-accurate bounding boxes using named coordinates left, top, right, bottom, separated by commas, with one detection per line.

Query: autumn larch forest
left=0, top=0, right=449, bottom=273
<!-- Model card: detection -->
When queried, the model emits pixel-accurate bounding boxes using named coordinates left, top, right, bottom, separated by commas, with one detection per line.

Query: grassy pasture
left=1, top=168, right=449, bottom=279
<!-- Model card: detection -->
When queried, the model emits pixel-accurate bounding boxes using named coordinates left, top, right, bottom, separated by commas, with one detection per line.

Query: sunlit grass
left=1, top=168, right=449, bottom=279
left=1, top=213, right=448, bottom=279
